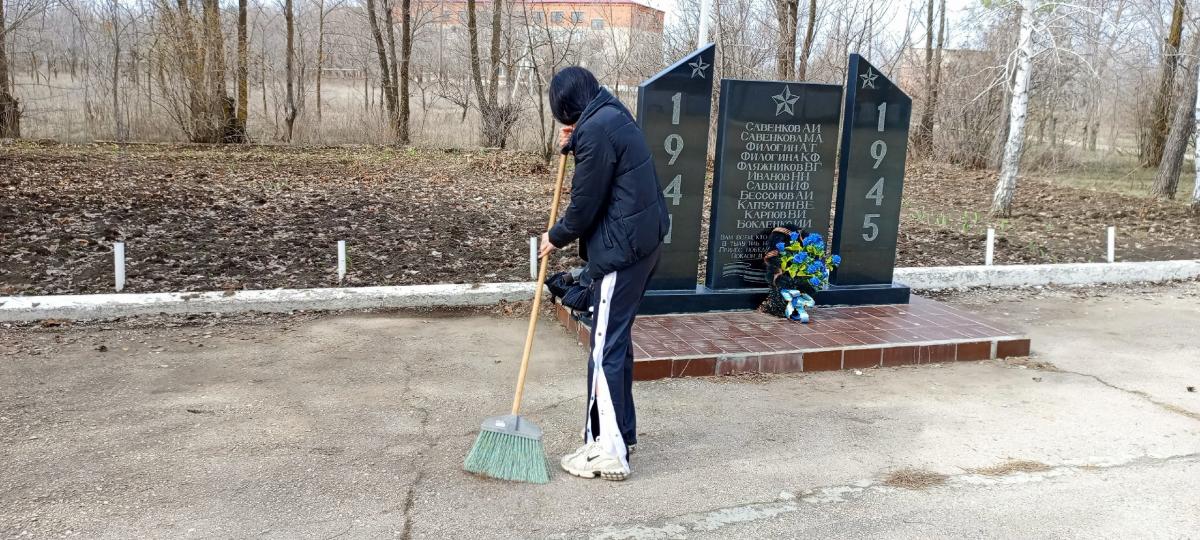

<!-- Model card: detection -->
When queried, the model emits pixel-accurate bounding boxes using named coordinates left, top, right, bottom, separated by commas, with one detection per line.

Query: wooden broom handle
left=511, top=153, right=570, bottom=415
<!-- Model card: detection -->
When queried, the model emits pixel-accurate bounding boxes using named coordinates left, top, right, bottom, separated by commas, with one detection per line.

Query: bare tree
left=774, top=0, right=797, bottom=79
left=398, top=0, right=410, bottom=143
left=283, top=0, right=297, bottom=141
left=992, top=0, right=1036, bottom=216
left=1142, top=0, right=1185, bottom=167
left=913, top=0, right=943, bottom=156
left=1152, top=36, right=1200, bottom=199
left=796, top=0, right=816, bottom=79
left=1, top=0, right=26, bottom=136
left=153, top=0, right=236, bottom=142
left=106, top=0, right=125, bottom=140
left=315, top=0, right=326, bottom=121
left=364, top=0, right=399, bottom=140
left=237, top=0, right=248, bottom=129
left=466, top=0, right=517, bottom=147
left=1194, top=52, right=1200, bottom=210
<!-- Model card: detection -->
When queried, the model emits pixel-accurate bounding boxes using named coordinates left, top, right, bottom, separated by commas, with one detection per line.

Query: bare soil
left=2, top=142, right=1198, bottom=295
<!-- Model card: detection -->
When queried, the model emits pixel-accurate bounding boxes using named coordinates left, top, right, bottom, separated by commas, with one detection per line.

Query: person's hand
left=558, top=126, right=574, bottom=150
left=539, top=232, right=557, bottom=259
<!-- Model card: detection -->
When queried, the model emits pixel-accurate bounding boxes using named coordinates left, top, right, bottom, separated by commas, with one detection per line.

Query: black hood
left=564, top=88, right=629, bottom=154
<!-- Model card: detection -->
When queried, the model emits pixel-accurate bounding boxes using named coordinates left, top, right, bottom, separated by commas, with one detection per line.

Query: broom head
left=463, top=414, right=550, bottom=484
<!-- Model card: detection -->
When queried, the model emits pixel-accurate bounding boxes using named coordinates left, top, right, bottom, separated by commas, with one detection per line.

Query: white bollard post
left=113, top=242, right=125, bottom=292
left=1107, top=226, right=1116, bottom=263
left=985, top=228, right=995, bottom=266
left=337, top=240, right=347, bottom=283
left=529, top=237, right=538, bottom=279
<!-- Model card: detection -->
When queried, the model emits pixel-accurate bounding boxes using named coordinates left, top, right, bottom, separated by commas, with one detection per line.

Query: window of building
left=532, top=11, right=544, bottom=23
left=551, top=11, right=564, bottom=23
left=571, top=11, right=585, bottom=23
left=591, top=18, right=604, bottom=30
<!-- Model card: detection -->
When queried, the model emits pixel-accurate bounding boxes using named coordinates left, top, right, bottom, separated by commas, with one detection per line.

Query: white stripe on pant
left=585, top=270, right=629, bottom=472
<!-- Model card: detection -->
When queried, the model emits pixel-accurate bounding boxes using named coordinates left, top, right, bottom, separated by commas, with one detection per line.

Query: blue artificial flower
left=793, top=252, right=808, bottom=264
left=809, top=276, right=822, bottom=288
left=831, top=254, right=842, bottom=266
left=775, top=242, right=786, bottom=251
left=789, top=231, right=800, bottom=242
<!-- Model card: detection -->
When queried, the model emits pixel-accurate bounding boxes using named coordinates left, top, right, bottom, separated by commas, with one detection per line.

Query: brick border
left=554, top=304, right=1032, bottom=381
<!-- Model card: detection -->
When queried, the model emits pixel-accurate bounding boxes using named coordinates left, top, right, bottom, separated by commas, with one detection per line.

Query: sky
left=644, top=0, right=978, bottom=49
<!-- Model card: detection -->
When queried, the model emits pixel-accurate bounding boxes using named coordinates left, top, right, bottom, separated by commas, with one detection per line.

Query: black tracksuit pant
left=584, top=246, right=660, bottom=468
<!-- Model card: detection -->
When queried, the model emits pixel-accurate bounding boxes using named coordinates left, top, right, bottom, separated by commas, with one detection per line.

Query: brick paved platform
left=555, top=296, right=1031, bottom=380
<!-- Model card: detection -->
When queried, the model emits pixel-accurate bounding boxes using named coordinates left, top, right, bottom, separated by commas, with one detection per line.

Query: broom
left=463, top=153, right=570, bottom=484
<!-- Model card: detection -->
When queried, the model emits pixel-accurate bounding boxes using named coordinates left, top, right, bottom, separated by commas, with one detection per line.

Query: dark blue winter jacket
left=548, top=88, right=669, bottom=279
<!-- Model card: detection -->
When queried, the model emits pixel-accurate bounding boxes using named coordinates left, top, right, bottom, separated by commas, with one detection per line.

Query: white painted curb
left=895, top=260, right=1200, bottom=290
left=0, top=260, right=1196, bottom=322
left=0, top=283, right=537, bottom=322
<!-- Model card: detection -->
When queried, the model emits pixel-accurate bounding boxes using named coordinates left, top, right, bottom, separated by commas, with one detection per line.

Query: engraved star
left=860, top=68, right=878, bottom=89
left=772, top=85, right=800, bottom=116
left=689, top=57, right=709, bottom=79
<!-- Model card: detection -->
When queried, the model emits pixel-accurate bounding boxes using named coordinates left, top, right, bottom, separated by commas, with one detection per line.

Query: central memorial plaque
left=705, top=79, right=842, bottom=290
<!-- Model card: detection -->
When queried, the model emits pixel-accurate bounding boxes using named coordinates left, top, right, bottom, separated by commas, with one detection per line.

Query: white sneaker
left=560, top=442, right=630, bottom=481
left=562, top=443, right=590, bottom=464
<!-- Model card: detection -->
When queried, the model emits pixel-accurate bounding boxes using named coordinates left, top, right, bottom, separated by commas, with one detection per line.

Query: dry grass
left=967, top=459, right=1053, bottom=476
left=12, top=75, right=642, bottom=153
left=882, top=468, right=949, bottom=490
left=1002, top=357, right=1062, bottom=372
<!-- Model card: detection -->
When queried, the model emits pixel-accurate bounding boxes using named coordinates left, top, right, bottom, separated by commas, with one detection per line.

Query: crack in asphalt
left=1052, top=368, right=1200, bottom=422
left=398, top=361, right=435, bottom=540
left=565, top=452, right=1200, bottom=540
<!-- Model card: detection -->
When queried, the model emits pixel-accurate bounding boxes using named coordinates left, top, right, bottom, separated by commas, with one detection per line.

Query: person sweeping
left=540, top=67, right=669, bottom=481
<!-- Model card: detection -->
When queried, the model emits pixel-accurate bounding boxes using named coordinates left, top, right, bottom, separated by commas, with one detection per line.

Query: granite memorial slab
left=637, top=44, right=716, bottom=291
left=705, top=79, right=842, bottom=290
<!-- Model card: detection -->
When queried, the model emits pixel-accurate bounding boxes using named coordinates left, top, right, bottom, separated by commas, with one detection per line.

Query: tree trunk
left=466, top=0, right=493, bottom=144
left=203, top=0, right=228, bottom=134
left=316, top=0, right=325, bottom=122
left=775, top=0, right=788, bottom=79
left=260, top=53, right=269, bottom=121
left=1152, top=38, right=1200, bottom=199
left=991, top=0, right=1035, bottom=216
left=928, top=0, right=945, bottom=153
left=110, top=0, right=123, bottom=141
left=364, top=0, right=399, bottom=138
left=487, top=0, right=501, bottom=107
left=1143, top=0, right=1186, bottom=167
left=1, top=0, right=22, bottom=137
left=398, top=0, right=411, bottom=143
left=237, top=0, right=248, bottom=127
left=284, top=0, right=297, bottom=142
left=786, top=1, right=797, bottom=77
left=1194, top=52, right=1200, bottom=210
left=382, top=0, right=400, bottom=118
left=796, top=0, right=816, bottom=80
left=914, top=0, right=934, bottom=156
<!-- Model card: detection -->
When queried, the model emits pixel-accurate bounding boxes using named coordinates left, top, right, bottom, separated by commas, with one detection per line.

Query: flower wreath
left=762, top=227, right=841, bottom=322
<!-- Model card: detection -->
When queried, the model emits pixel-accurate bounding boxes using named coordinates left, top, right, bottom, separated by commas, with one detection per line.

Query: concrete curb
left=1, top=260, right=1196, bottom=322
left=0, top=283, right=537, bottom=322
left=895, top=260, right=1200, bottom=290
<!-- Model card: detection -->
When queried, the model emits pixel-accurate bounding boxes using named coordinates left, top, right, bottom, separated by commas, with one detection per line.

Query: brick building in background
left=414, top=0, right=665, bottom=86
